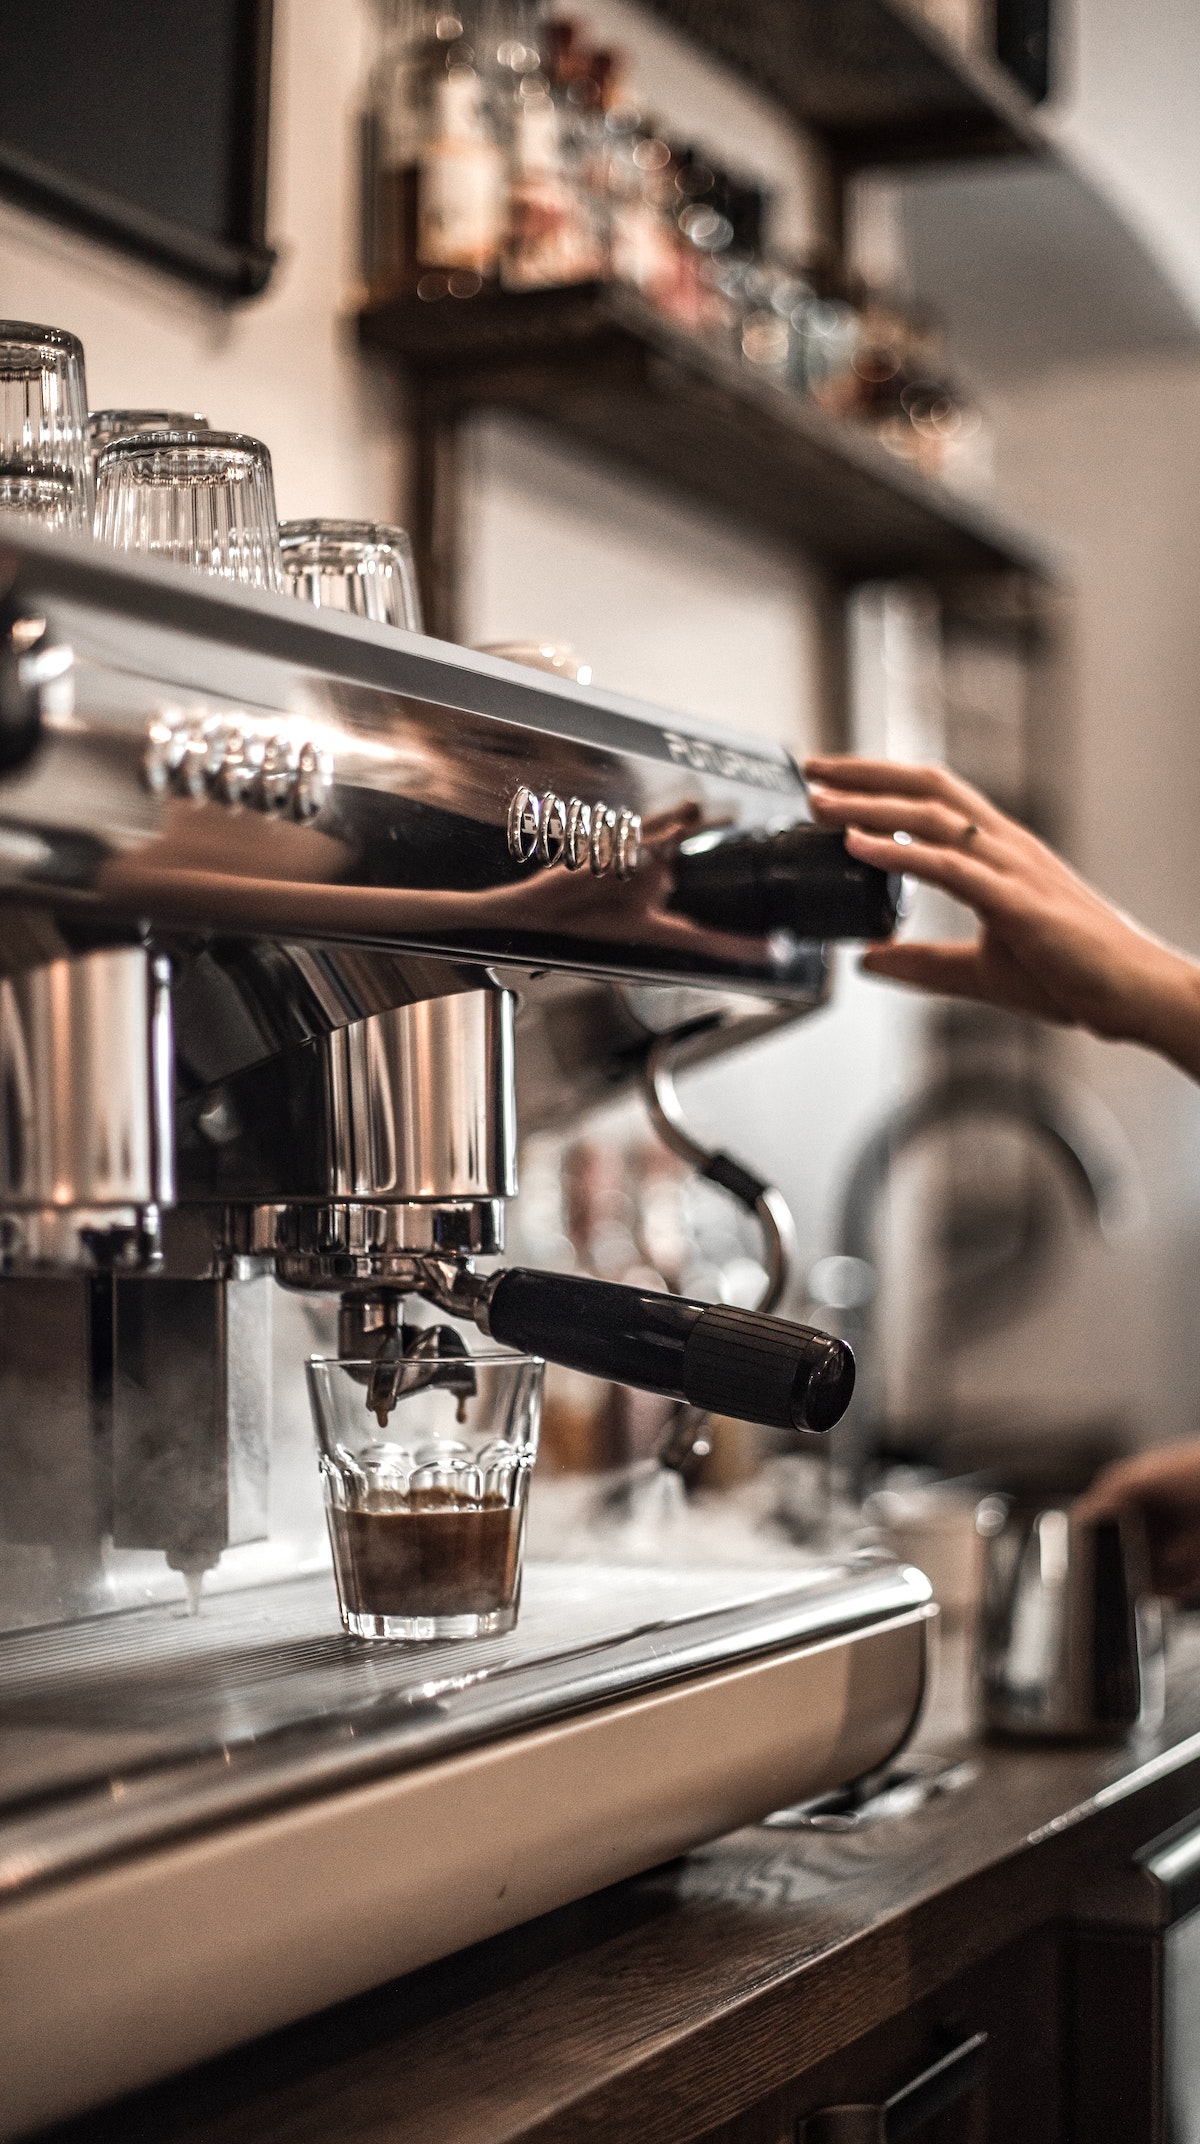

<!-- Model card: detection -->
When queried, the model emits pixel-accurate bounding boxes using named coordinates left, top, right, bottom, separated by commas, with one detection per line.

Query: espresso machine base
left=0, top=1559, right=931, bottom=2136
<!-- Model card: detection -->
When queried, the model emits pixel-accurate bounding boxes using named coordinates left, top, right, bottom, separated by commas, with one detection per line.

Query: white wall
left=1051, top=0, right=1200, bottom=317
left=460, top=414, right=821, bottom=744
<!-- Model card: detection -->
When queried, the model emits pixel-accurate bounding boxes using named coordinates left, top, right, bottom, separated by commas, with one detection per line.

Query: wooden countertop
left=44, top=1618, right=1200, bottom=2144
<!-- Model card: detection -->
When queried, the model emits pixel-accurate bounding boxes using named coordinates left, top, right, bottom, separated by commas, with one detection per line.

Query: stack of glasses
left=0, top=317, right=424, bottom=631
left=0, top=322, right=92, bottom=533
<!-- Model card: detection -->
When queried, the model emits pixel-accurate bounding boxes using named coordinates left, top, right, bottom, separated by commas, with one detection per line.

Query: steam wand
left=642, top=1029, right=800, bottom=1477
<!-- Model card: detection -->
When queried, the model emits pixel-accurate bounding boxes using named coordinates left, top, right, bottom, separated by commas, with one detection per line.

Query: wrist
left=1127, top=944, right=1200, bottom=1076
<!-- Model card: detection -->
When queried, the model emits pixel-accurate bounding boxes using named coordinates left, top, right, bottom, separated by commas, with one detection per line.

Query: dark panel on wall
left=0, top=0, right=275, bottom=297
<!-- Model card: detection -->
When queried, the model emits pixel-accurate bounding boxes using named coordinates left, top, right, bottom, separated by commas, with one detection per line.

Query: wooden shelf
left=642, top=0, right=1043, bottom=168
left=359, top=282, right=1053, bottom=593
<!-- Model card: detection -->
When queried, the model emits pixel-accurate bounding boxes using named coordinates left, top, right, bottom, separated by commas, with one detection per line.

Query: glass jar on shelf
left=740, top=255, right=818, bottom=382
left=899, top=378, right=990, bottom=486
left=785, top=287, right=861, bottom=399
left=667, top=151, right=738, bottom=338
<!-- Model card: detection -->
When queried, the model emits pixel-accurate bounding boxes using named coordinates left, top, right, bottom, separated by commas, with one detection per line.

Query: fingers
left=809, top=785, right=1001, bottom=854
left=842, top=825, right=996, bottom=906
left=1073, top=1473, right=1130, bottom=1523
left=1077, top=1445, right=1200, bottom=1521
left=860, top=942, right=987, bottom=995
left=805, top=754, right=997, bottom=823
left=1154, top=1532, right=1200, bottom=1600
left=861, top=940, right=1067, bottom=1021
left=643, top=800, right=709, bottom=845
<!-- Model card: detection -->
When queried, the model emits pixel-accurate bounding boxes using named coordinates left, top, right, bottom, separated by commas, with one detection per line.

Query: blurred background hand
left=1076, top=1443, right=1200, bottom=1600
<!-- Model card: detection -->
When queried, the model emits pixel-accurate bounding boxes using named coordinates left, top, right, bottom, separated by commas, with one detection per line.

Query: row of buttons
left=144, top=711, right=334, bottom=822
left=507, top=787, right=641, bottom=877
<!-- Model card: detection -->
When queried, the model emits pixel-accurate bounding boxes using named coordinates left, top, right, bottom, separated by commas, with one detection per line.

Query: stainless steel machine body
left=0, top=522, right=926, bottom=2134
left=0, top=521, right=883, bottom=1608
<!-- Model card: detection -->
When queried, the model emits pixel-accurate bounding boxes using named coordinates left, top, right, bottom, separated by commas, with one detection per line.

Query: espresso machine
left=0, top=522, right=933, bottom=2136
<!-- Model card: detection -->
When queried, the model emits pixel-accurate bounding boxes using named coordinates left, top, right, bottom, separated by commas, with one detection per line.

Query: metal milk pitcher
left=978, top=1496, right=1164, bottom=1741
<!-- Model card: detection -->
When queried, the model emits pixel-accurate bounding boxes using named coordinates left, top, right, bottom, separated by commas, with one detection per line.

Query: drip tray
left=1, top=1556, right=925, bottom=1891
left=0, top=1556, right=933, bottom=2137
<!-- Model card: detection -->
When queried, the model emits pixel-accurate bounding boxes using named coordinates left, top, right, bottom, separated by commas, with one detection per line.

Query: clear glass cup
left=0, top=320, right=91, bottom=533
left=306, top=1346, right=542, bottom=1641
left=280, top=519, right=423, bottom=631
left=88, top=409, right=209, bottom=470
left=93, top=428, right=284, bottom=590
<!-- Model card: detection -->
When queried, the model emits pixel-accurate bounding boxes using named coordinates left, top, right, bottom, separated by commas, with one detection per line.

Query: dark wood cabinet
left=694, top=1928, right=1061, bottom=2144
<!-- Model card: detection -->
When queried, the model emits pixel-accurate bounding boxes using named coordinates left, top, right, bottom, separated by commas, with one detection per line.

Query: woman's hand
left=805, top=754, right=1200, bottom=1078
left=1076, top=1443, right=1200, bottom=1601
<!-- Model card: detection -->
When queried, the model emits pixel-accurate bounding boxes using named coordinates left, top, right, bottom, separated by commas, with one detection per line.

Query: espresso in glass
left=328, top=1489, right=524, bottom=1622
left=307, top=1351, right=542, bottom=1641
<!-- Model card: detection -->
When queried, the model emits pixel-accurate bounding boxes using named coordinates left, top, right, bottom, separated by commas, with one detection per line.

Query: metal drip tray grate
left=0, top=1555, right=927, bottom=1898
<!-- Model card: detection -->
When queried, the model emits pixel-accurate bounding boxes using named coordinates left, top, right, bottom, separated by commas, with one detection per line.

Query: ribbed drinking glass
left=280, top=519, right=423, bottom=630
left=307, top=1347, right=542, bottom=1640
left=0, top=320, right=91, bottom=533
left=88, top=409, right=209, bottom=470
left=94, top=429, right=283, bottom=590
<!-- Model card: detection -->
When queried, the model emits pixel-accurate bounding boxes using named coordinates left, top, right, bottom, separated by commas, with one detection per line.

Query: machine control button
left=616, top=809, right=642, bottom=879
left=505, top=787, right=635, bottom=875
left=293, top=737, right=333, bottom=821
left=507, top=785, right=541, bottom=862
left=590, top=802, right=617, bottom=876
left=210, top=723, right=256, bottom=805
left=537, top=792, right=568, bottom=866
left=143, top=712, right=334, bottom=820
left=564, top=796, right=591, bottom=869
left=258, top=732, right=295, bottom=814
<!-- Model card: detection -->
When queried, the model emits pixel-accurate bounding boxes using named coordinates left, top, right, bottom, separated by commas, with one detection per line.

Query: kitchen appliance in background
left=0, top=519, right=930, bottom=2133
left=824, top=1011, right=1137, bottom=1491
left=978, top=1494, right=1163, bottom=1740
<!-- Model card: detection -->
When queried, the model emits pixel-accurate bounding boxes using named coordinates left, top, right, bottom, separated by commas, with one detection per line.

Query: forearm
left=1125, top=940, right=1200, bottom=1082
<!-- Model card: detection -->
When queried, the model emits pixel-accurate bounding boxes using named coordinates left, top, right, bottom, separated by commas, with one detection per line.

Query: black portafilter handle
left=670, top=823, right=901, bottom=940
left=483, top=1270, right=855, bottom=1434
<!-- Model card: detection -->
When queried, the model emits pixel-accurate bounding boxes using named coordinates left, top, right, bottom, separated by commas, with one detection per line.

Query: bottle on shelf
left=787, top=283, right=862, bottom=399
left=502, top=14, right=605, bottom=288
left=812, top=294, right=913, bottom=425
left=666, top=148, right=738, bottom=336
left=741, top=268, right=815, bottom=379
left=367, top=1, right=506, bottom=302
left=359, top=0, right=992, bottom=494
left=605, top=110, right=682, bottom=309
left=808, top=296, right=988, bottom=482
